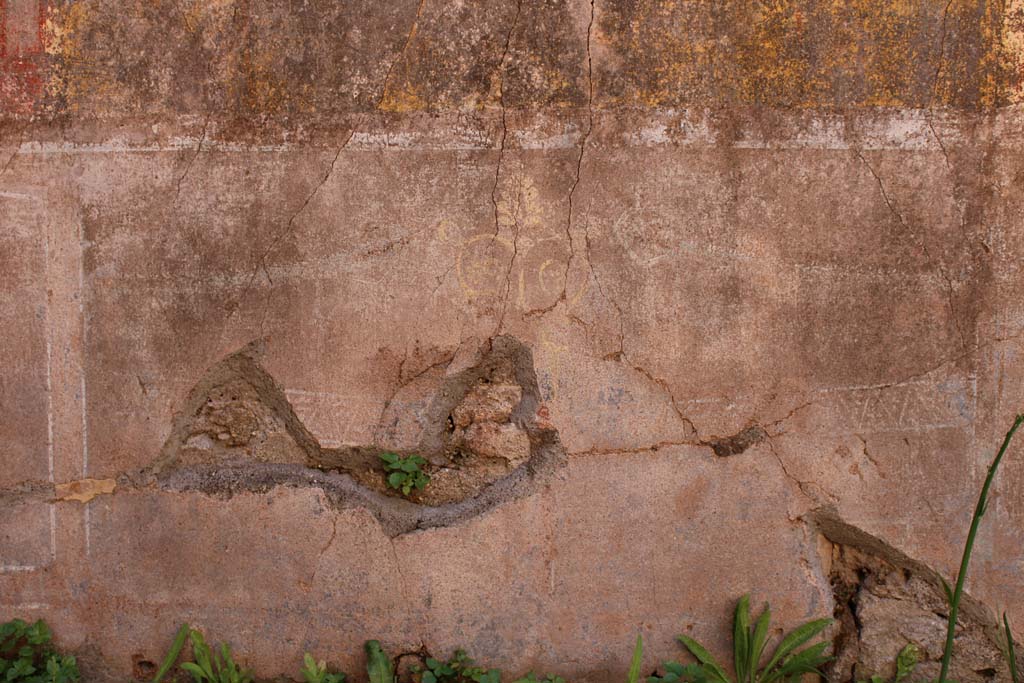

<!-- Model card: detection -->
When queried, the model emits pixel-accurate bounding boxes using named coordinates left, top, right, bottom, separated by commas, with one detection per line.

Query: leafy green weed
left=380, top=452, right=430, bottom=496
left=656, top=595, right=832, bottom=683
left=0, top=619, right=79, bottom=683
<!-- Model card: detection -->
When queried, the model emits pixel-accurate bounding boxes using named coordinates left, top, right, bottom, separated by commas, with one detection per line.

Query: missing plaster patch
left=145, top=336, right=565, bottom=536
left=812, top=510, right=1020, bottom=683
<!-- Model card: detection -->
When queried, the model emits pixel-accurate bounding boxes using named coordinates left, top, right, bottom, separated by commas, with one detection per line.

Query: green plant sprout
left=153, top=623, right=190, bottom=683
left=366, top=641, right=395, bottom=683
left=179, top=628, right=254, bottom=683
left=856, top=643, right=919, bottom=683
left=301, top=652, right=347, bottom=683
left=937, top=414, right=1024, bottom=683
left=511, top=674, right=565, bottom=683
left=627, top=634, right=643, bottom=683
left=380, top=452, right=430, bottom=496
left=667, top=595, right=832, bottom=683
left=411, top=647, right=502, bottom=683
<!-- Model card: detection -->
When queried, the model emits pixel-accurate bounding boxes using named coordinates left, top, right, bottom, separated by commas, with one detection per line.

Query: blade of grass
left=1006, top=613, right=1020, bottom=683
left=627, top=635, right=643, bottom=683
left=761, top=618, right=832, bottom=674
left=153, top=623, right=190, bottom=683
left=748, top=604, right=771, bottom=681
left=938, top=414, right=1024, bottom=683
left=733, top=596, right=750, bottom=683
left=678, top=635, right=730, bottom=683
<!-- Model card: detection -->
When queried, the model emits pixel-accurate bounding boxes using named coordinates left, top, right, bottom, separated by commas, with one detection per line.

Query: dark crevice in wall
left=701, top=425, right=767, bottom=457
left=811, top=508, right=1021, bottom=683
left=139, top=335, right=565, bottom=536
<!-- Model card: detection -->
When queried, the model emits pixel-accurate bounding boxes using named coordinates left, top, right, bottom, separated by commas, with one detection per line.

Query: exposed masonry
left=813, top=509, right=1023, bottom=683
left=132, top=334, right=566, bottom=537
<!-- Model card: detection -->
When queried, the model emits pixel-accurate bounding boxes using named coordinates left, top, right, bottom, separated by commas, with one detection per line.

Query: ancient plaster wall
left=3, top=0, right=1024, bottom=681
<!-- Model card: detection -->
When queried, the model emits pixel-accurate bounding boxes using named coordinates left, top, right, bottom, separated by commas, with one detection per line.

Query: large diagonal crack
left=558, top=0, right=596, bottom=303
left=854, top=149, right=967, bottom=353
left=223, top=0, right=429, bottom=329
left=488, top=0, right=524, bottom=337
left=224, top=128, right=354, bottom=327
left=0, top=124, right=27, bottom=176
left=490, top=0, right=522, bottom=239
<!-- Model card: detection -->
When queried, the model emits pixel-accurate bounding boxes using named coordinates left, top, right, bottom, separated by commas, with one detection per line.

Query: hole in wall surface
left=142, top=335, right=565, bottom=536
left=131, top=656, right=156, bottom=680
left=813, top=509, right=1021, bottom=683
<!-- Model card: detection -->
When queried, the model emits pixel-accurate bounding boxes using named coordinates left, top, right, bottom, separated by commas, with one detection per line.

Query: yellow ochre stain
left=29, top=0, right=1024, bottom=114
left=54, top=478, right=117, bottom=504
left=608, top=0, right=1017, bottom=109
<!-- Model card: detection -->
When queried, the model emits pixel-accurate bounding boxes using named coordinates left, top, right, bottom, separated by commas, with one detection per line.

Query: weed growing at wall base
left=649, top=595, right=832, bottom=683
left=10, top=419, right=1024, bottom=683
left=180, top=630, right=253, bottom=683
left=143, top=630, right=640, bottom=683
left=302, top=653, right=346, bottom=683
left=151, top=625, right=253, bottom=683
left=0, top=619, right=79, bottom=683
left=412, top=649, right=500, bottom=683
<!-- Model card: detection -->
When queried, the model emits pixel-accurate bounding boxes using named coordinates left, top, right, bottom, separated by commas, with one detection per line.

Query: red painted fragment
left=1, top=0, right=48, bottom=115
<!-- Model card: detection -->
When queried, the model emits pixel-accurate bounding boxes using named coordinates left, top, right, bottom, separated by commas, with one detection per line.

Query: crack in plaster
left=173, top=115, right=210, bottom=201
left=854, top=433, right=885, bottom=474
left=309, top=514, right=339, bottom=586
left=523, top=0, right=596, bottom=322
left=765, top=434, right=836, bottom=506
left=558, top=0, right=596, bottom=304
left=494, top=167, right=525, bottom=336
left=1, top=124, right=27, bottom=176
left=490, top=0, right=522, bottom=241
left=932, top=0, right=956, bottom=104
left=853, top=148, right=968, bottom=354
left=374, top=348, right=460, bottom=448
left=923, top=115, right=978, bottom=258
left=222, top=4, right=424, bottom=331
left=388, top=535, right=409, bottom=595
left=224, top=126, right=355, bottom=331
